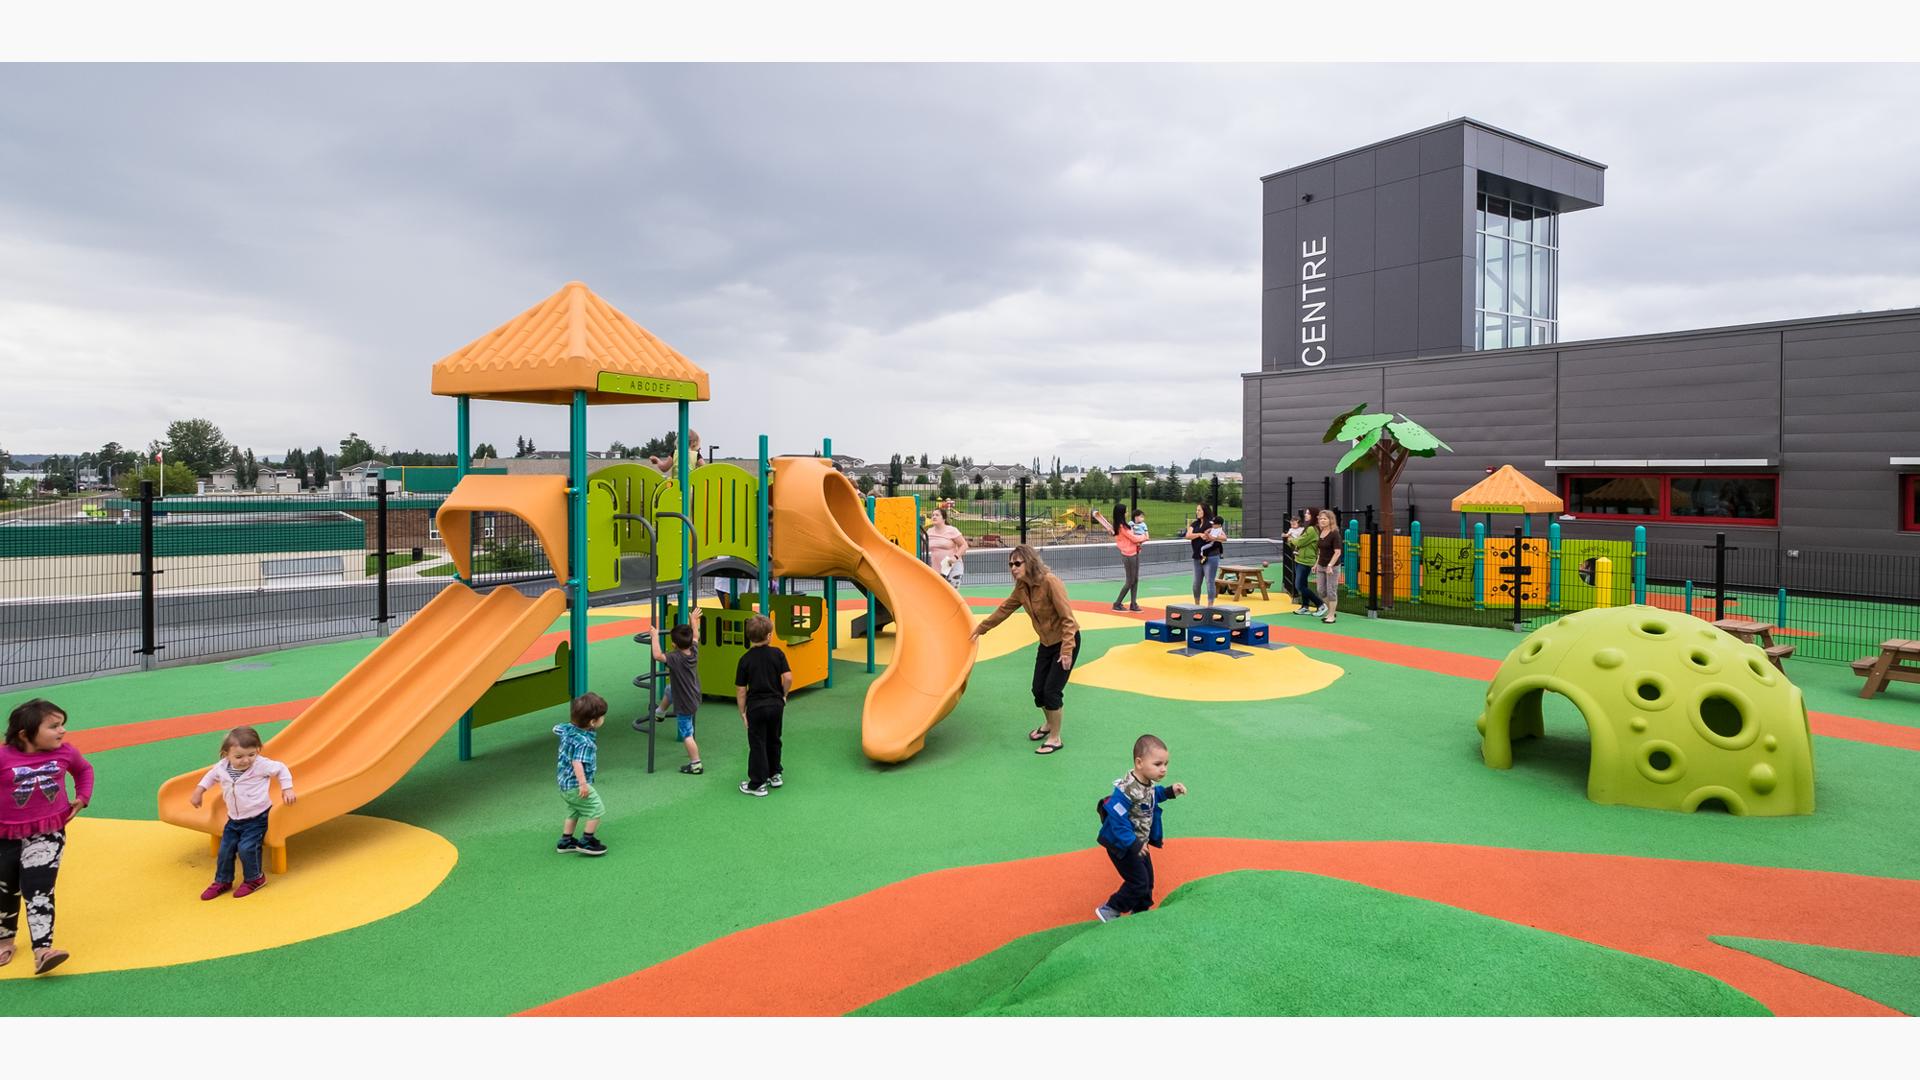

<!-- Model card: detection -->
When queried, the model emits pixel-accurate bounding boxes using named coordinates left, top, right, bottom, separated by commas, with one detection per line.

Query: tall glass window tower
left=1475, top=191, right=1558, bottom=350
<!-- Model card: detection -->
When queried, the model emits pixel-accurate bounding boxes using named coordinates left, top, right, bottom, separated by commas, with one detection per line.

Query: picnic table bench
left=1215, top=563, right=1272, bottom=602
left=1713, top=618, right=1796, bottom=670
left=1852, top=639, right=1920, bottom=700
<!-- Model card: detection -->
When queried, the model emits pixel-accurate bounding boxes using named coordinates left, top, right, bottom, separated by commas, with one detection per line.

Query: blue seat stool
left=1144, top=621, right=1184, bottom=642
left=1188, top=626, right=1231, bottom=652
left=1231, top=623, right=1271, bottom=645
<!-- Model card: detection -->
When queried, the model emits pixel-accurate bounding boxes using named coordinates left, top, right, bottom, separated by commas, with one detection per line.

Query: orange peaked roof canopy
left=430, top=281, right=711, bottom=406
left=1451, top=464, right=1564, bottom=514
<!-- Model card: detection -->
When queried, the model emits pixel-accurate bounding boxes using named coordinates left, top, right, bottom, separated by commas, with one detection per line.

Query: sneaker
left=739, top=781, right=769, bottom=797
left=1111, top=602, right=1125, bottom=610
left=1294, top=606, right=1312, bottom=615
left=1094, top=905, right=1120, bottom=923
left=1128, top=603, right=1142, bottom=612
left=232, top=876, right=267, bottom=899
left=1315, top=604, right=1329, bottom=617
left=679, top=761, right=703, bottom=775
left=767, top=772, right=783, bottom=788
left=577, top=835, right=609, bottom=857
left=556, top=834, right=580, bottom=853
left=200, top=881, right=232, bottom=901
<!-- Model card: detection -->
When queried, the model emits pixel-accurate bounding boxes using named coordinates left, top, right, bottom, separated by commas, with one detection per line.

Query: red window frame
left=1561, top=472, right=1779, bottom=527
left=1903, top=475, right=1920, bottom=533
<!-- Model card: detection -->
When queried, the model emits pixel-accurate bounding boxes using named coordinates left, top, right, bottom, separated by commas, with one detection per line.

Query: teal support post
left=1409, top=520, right=1422, bottom=604
left=1632, top=525, right=1648, bottom=605
left=456, top=395, right=474, bottom=761
left=865, top=495, right=877, bottom=674
left=1472, top=522, right=1486, bottom=611
left=1547, top=522, right=1562, bottom=611
left=1344, top=519, right=1359, bottom=583
left=758, top=435, right=771, bottom=614
left=1777, top=587, right=1788, bottom=629
left=568, top=391, right=588, bottom=699
left=913, top=495, right=923, bottom=561
left=677, top=401, right=691, bottom=627
left=1459, top=512, right=1467, bottom=539
left=1684, top=580, right=1694, bottom=616
left=1523, top=514, right=1532, bottom=538
left=821, top=436, right=835, bottom=689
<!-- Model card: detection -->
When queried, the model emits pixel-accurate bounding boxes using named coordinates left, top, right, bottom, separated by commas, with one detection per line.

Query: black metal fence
left=0, top=482, right=556, bottom=690
left=1329, top=521, right=1920, bottom=666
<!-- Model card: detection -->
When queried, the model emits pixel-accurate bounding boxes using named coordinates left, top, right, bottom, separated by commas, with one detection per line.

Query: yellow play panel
left=831, top=606, right=1138, bottom=667
left=0, top=815, right=455, bottom=980
left=1073, top=639, right=1344, bottom=702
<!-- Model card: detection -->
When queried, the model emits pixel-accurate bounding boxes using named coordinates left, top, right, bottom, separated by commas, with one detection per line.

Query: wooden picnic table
left=1852, top=639, right=1920, bottom=700
left=1215, top=564, right=1272, bottom=602
left=1713, top=618, right=1796, bottom=670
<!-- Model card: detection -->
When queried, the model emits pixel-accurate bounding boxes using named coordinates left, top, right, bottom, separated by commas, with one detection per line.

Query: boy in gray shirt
left=650, top=622, right=704, bottom=775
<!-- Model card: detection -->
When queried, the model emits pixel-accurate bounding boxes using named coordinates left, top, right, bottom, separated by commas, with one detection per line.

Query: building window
left=1904, top=475, right=1920, bottom=533
left=1562, top=473, right=1778, bottom=526
left=1475, top=192, right=1558, bottom=350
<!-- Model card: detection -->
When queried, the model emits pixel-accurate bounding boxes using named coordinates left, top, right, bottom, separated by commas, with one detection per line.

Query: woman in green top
left=1288, top=509, right=1322, bottom=615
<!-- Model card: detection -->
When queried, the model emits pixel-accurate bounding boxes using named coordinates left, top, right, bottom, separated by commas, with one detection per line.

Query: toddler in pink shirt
left=190, top=726, right=296, bottom=899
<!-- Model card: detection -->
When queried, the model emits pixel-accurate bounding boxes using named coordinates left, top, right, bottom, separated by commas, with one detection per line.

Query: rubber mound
left=855, top=870, right=1770, bottom=1016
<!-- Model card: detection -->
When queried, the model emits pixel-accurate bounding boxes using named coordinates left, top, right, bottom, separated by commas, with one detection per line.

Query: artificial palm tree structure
left=1323, top=404, right=1452, bottom=608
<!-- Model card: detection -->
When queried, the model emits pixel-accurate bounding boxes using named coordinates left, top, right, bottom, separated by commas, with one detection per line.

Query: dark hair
left=220, top=726, right=264, bottom=754
left=6, top=698, right=65, bottom=751
left=669, top=623, right=695, bottom=649
left=1133, top=733, right=1167, bottom=760
left=1110, top=503, right=1126, bottom=537
left=571, top=692, right=608, bottom=727
left=745, top=614, right=773, bottom=644
left=1198, top=503, right=1216, bottom=522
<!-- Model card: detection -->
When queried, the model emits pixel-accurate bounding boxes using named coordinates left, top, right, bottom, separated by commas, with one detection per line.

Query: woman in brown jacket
left=970, top=544, right=1079, bottom=755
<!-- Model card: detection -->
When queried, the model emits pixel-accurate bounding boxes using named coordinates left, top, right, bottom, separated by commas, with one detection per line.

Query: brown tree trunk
left=1375, top=448, right=1409, bottom=608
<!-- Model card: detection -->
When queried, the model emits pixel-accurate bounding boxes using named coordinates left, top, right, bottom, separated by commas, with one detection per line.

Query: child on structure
left=735, top=614, right=792, bottom=797
left=1094, top=733, right=1186, bottom=922
left=1092, top=503, right=1148, bottom=611
left=1, top=698, right=93, bottom=975
left=650, top=622, right=704, bottom=775
left=189, top=726, right=296, bottom=900
left=554, top=693, right=610, bottom=855
left=648, top=429, right=702, bottom=475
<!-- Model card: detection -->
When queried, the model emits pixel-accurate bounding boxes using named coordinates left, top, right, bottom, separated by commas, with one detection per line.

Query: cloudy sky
left=4, top=63, right=1918, bottom=469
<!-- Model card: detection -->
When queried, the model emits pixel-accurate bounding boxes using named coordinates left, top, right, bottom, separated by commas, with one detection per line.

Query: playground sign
left=596, top=372, right=702, bottom=400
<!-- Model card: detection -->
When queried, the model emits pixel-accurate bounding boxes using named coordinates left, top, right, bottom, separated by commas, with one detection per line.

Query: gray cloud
left=3, top=63, right=1917, bottom=466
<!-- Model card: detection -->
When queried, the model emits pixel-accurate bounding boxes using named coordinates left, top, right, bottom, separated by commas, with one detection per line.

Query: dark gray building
left=1246, top=118, right=1920, bottom=556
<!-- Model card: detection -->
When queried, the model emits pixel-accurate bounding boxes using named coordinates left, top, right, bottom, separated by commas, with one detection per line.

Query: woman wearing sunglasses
left=970, top=544, right=1079, bottom=755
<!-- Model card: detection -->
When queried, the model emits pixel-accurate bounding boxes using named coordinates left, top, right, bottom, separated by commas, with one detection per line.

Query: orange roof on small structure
left=430, top=281, right=711, bottom=406
left=1451, top=465, right=1564, bottom=514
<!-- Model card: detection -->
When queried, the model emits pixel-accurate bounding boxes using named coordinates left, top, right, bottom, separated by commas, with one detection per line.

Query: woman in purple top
left=1, top=698, right=94, bottom=975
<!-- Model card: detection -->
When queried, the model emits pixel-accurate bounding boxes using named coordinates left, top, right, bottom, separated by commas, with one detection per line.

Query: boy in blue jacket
left=1094, top=733, right=1187, bottom=922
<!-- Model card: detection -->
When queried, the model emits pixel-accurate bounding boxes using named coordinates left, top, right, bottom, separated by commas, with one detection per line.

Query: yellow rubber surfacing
left=1, top=815, right=456, bottom=980
left=1075, top=640, right=1344, bottom=701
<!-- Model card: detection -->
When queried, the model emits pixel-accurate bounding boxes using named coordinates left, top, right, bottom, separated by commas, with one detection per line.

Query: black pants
left=0, top=830, right=66, bottom=950
left=1031, top=632, right=1078, bottom=711
left=1104, top=842, right=1155, bottom=914
left=746, top=700, right=785, bottom=787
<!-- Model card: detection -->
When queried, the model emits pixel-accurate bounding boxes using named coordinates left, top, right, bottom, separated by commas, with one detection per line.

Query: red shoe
left=232, top=877, right=267, bottom=899
left=200, top=882, right=232, bottom=901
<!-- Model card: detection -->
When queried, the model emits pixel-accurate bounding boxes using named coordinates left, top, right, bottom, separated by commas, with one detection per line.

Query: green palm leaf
left=1387, top=416, right=1451, bottom=455
left=1322, top=403, right=1370, bottom=444
left=1336, top=426, right=1384, bottom=472
left=1337, top=413, right=1394, bottom=444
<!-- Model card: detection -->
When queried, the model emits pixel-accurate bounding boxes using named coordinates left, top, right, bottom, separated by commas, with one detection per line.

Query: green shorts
left=561, top=785, right=605, bottom=822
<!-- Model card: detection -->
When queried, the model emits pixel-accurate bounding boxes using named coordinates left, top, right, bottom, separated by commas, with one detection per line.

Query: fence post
left=137, top=478, right=159, bottom=670
left=1547, top=521, right=1562, bottom=611
left=1632, top=525, right=1648, bottom=605
left=1286, top=476, right=1294, bottom=520
left=1594, top=557, right=1613, bottom=607
left=1367, top=521, right=1380, bottom=617
left=1130, top=476, right=1139, bottom=517
left=1209, top=475, right=1220, bottom=512
left=1363, top=504, right=1375, bottom=535
left=1472, top=522, right=1486, bottom=611
left=1777, top=587, right=1788, bottom=630
left=374, top=478, right=390, bottom=636
left=1409, top=519, right=1422, bottom=604
left=1509, top=526, right=1526, bottom=631
left=1685, top=580, right=1694, bottom=616
left=1018, top=476, right=1028, bottom=546
left=1711, top=531, right=1730, bottom=622
left=1323, top=475, right=1332, bottom=515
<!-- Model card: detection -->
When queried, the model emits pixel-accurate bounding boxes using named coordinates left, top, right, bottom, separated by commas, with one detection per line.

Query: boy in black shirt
left=734, top=614, right=793, bottom=797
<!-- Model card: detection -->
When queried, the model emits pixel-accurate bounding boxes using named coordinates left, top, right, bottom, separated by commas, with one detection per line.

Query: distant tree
left=163, top=418, right=232, bottom=476
left=95, top=441, right=137, bottom=486
left=855, top=474, right=876, bottom=495
left=242, top=448, right=259, bottom=487
left=285, top=447, right=309, bottom=488
left=973, top=481, right=985, bottom=499
left=919, top=453, right=929, bottom=469
left=1121, top=463, right=1157, bottom=478
left=887, top=454, right=904, bottom=490
left=1079, top=468, right=1113, bottom=502
left=1183, top=479, right=1204, bottom=504
left=338, top=432, right=378, bottom=467
left=310, top=446, right=331, bottom=485
left=1225, top=481, right=1244, bottom=509
left=938, top=466, right=958, bottom=499
left=914, top=473, right=929, bottom=486
left=118, top=461, right=197, bottom=497
left=473, top=442, right=498, bottom=461
left=989, top=481, right=1004, bottom=501
left=636, top=430, right=678, bottom=460
left=608, top=440, right=629, bottom=458
left=0, top=446, right=10, bottom=475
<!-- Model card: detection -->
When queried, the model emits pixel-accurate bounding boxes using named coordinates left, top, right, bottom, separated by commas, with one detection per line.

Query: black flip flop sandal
left=1035, top=742, right=1063, bottom=755
left=1028, top=727, right=1049, bottom=741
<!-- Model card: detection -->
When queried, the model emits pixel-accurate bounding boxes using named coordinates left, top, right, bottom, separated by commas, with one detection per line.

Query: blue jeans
left=1192, top=554, right=1221, bottom=604
left=1294, top=562, right=1322, bottom=608
left=216, top=810, right=270, bottom=884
